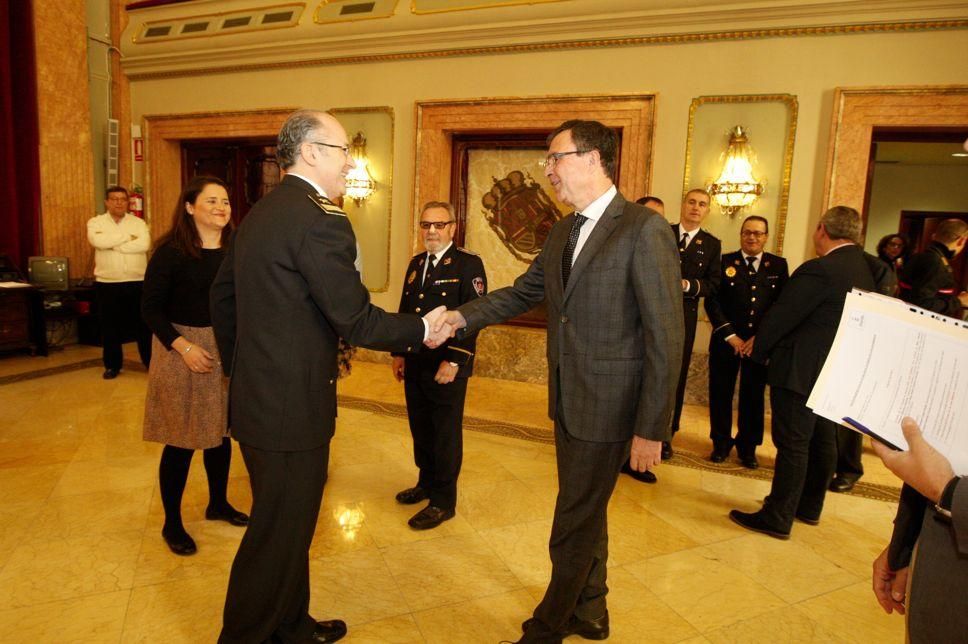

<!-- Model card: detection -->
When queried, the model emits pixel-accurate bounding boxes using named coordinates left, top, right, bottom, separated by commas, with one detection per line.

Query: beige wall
left=127, top=29, right=968, bottom=315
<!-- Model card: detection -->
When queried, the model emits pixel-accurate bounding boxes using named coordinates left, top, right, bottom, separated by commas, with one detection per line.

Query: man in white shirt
left=87, top=185, right=152, bottom=379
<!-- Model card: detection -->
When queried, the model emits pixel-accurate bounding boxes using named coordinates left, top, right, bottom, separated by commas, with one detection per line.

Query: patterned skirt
left=143, top=324, right=229, bottom=450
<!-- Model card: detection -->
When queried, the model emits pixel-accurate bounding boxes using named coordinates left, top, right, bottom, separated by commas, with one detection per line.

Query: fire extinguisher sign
left=133, top=138, right=144, bottom=162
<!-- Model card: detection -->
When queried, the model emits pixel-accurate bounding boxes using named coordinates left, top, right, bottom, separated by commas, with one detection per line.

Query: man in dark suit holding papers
left=729, top=206, right=875, bottom=539
left=872, top=417, right=967, bottom=644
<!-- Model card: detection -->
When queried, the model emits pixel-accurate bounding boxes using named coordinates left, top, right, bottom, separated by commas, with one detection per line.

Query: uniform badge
left=734, top=259, right=741, bottom=265
left=695, top=238, right=702, bottom=245
left=764, top=260, right=771, bottom=268
left=308, top=194, right=346, bottom=217
left=443, top=257, right=452, bottom=266
left=472, top=277, right=485, bottom=296
left=725, top=266, right=737, bottom=278
left=407, top=270, right=416, bottom=285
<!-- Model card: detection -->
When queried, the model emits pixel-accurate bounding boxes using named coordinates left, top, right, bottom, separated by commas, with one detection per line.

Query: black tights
left=159, top=438, right=233, bottom=533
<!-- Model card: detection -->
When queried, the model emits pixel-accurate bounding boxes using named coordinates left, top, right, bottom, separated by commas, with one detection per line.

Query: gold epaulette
left=308, top=194, right=346, bottom=217
left=457, top=247, right=478, bottom=256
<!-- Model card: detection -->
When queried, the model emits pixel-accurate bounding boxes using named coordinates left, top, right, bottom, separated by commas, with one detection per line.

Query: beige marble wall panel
left=824, top=86, right=968, bottom=214
left=33, top=0, right=97, bottom=276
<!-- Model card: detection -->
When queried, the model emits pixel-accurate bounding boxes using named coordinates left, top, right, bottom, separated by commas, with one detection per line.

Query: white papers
left=808, top=289, right=968, bottom=475
left=0, top=281, right=32, bottom=288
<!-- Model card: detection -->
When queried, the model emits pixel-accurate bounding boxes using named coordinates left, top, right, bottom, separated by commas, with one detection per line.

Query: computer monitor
left=28, top=256, right=70, bottom=290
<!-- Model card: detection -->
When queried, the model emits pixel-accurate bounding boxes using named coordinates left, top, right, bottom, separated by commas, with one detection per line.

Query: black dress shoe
left=828, top=477, right=857, bottom=493
left=162, top=527, right=197, bottom=556
left=620, top=461, right=657, bottom=484
left=408, top=505, right=455, bottom=530
left=310, top=619, right=347, bottom=643
left=522, top=611, right=609, bottom=640
left=395, top=486, right=428, bottom=505
left=728, top=509, right=790, bottom=540
left=102, top=368, right=119, bottom=380
left=737, top=451, right=759, bottom=469
left=795, top=513, right=820, bottom=526
left=661, top=441, right=673, bottom=460
left=709, top=444, right=731, bottom=463
left=205, top=505, right=249, bottom=526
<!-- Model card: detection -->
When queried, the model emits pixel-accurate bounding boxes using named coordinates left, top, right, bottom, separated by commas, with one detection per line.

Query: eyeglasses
left=308, top=141, right=350, bottom=157
left=539, top=150, right=587, bottom=168
left=419, top=221, right=455, bottom=230
left=741, top=231, right=767, bottom=238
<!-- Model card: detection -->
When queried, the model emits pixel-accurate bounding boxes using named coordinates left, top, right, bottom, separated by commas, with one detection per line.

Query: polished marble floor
left=0, top=345, right=905, bottom=643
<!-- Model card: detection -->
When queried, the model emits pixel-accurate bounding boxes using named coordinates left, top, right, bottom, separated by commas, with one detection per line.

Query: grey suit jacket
left=458, top=192, right=684, bottom=443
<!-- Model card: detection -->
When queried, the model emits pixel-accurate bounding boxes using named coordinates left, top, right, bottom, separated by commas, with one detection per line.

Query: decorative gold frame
left=314, top=0, right=399, bottom=25
left=132, top=3, right=304, bottom=44
left=682, top=94, right=798, bottom=255
left=329, top=106, right=394, bottom=293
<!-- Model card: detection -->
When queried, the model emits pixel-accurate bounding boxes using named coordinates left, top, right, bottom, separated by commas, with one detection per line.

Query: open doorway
left=181, top=139, right=280, bottom=225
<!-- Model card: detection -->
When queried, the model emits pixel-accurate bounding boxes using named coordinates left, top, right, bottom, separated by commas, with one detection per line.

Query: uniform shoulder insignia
left=308, top=194, right=346, bottom=217
left=457, top=246, right=479, bottom=256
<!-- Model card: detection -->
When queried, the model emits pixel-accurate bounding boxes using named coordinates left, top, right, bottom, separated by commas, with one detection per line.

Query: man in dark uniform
left=392, top=201, right=487, bottom=530
left=730, top=206, right=875, bottom=539
left=898, top=218, right=968, bottom=318
left=705, top=215, right=788, bottom=469
left=211, top=110, right=446, bottom=644
left=666, top=188, right=721, bottom=460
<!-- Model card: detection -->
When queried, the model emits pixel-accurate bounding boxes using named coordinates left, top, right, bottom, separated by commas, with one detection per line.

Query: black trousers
left=530, top=418, right=628, bottom=636
left=403, top=368, right=468, bottom=510
left=761, top=387, right=837, bottom=531
left=219, top=442, right=329, bottom=644
left=708, top=339, right=768, bottom=452
left=96, top=281, right=151, bottom=370
left=834, top=426, right=864, bottom=480
left=671, top=301, right=698, bottom=434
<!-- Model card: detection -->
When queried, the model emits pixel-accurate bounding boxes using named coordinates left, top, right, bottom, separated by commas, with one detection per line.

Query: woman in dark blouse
left=877, top=233, right=910, bottom=273
left=141, top=176, right=247, bottom=556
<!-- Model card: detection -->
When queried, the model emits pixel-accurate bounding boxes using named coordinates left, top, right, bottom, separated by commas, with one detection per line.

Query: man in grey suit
left=872, top=418, right=967, bottom=643
left=211, top=110, right=445, bottom=644
left=435, top=120, right=683, bottom=644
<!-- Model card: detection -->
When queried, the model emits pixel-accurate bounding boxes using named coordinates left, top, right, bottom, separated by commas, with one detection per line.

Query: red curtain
left=0, top=0, right=40, bottom=272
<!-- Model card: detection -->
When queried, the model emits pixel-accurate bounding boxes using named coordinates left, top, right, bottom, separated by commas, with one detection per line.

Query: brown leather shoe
left=395, top=486, right=429, bottom=505
left=408, top=505, right=454, bottom=530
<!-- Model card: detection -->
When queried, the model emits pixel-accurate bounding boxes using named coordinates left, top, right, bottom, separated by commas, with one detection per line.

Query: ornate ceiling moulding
left=124, top=19, right=968, bottom=80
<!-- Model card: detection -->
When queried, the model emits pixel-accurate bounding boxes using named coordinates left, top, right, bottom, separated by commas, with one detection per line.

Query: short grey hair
left=277, top=109, right=324, bottom=170
left=820, top=205, right=862, bottom=243
left=933, top=218, right=968, bottom=244
left=421, top=201, right=455, bottom=219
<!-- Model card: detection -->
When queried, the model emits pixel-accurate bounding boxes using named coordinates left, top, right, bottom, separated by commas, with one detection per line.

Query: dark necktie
left=746, top=255, right=757, bottom=275
left=679, top=232, right=689, bottom=251
left=422, top=254, right=437, bottom=287
left=561, top=214, right=587, bottom=288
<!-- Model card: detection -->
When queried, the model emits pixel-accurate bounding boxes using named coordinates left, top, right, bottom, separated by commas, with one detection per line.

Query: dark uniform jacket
left=392, top=244, right=486, bottom=378
left=211, top=174, right=424, bottom=452
left=898, top=242, right=963, bottom=318
left=705, top=251, right=788, bottom=343
left=672, top=224, right=721, bottom=312
left=751, top=244, right=875, bottom=396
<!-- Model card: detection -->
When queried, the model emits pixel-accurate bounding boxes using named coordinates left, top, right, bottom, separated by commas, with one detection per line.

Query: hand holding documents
left=807, top=289, right=968, bottom=475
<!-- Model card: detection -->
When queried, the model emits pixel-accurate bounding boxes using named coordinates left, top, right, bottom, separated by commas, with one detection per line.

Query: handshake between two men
left=421, top=306, right=466, bottom=349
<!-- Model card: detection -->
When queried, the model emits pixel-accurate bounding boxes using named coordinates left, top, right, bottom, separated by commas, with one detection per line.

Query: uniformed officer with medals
left=392, top=201, right=487, bottom=529
left=705, top=215, right=788, bottom=468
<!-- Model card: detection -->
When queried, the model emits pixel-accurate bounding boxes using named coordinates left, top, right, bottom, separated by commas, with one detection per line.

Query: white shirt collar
left=286, top=172, right=328, bottom=198
left=578, top=185, right=617, bottom=222
left=678, top=225, right=700, bottom=243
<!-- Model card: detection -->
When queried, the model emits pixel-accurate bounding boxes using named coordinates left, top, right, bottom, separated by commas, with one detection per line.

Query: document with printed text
left=808, top=289, right=968, bottom=475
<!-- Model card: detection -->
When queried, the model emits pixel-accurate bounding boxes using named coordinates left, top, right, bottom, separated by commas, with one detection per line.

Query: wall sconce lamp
left=708, top=125, right=764, bottom=216
left=344, top=131, right=376, bottom=206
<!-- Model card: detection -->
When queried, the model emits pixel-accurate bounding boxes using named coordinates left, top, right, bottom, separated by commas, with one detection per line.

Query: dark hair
left=105, top=185, right=128, bottom=199
left=546, top=120, right=617, bottom=180
left=742, top=215, right=769, bottom=235
left=277, top=109, right=324, bottom=170
left=876, top=233, right=909, bottom=259
left=636, top=195, right=664, bottom=208
left=157, top=176, right=233, bottom=258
